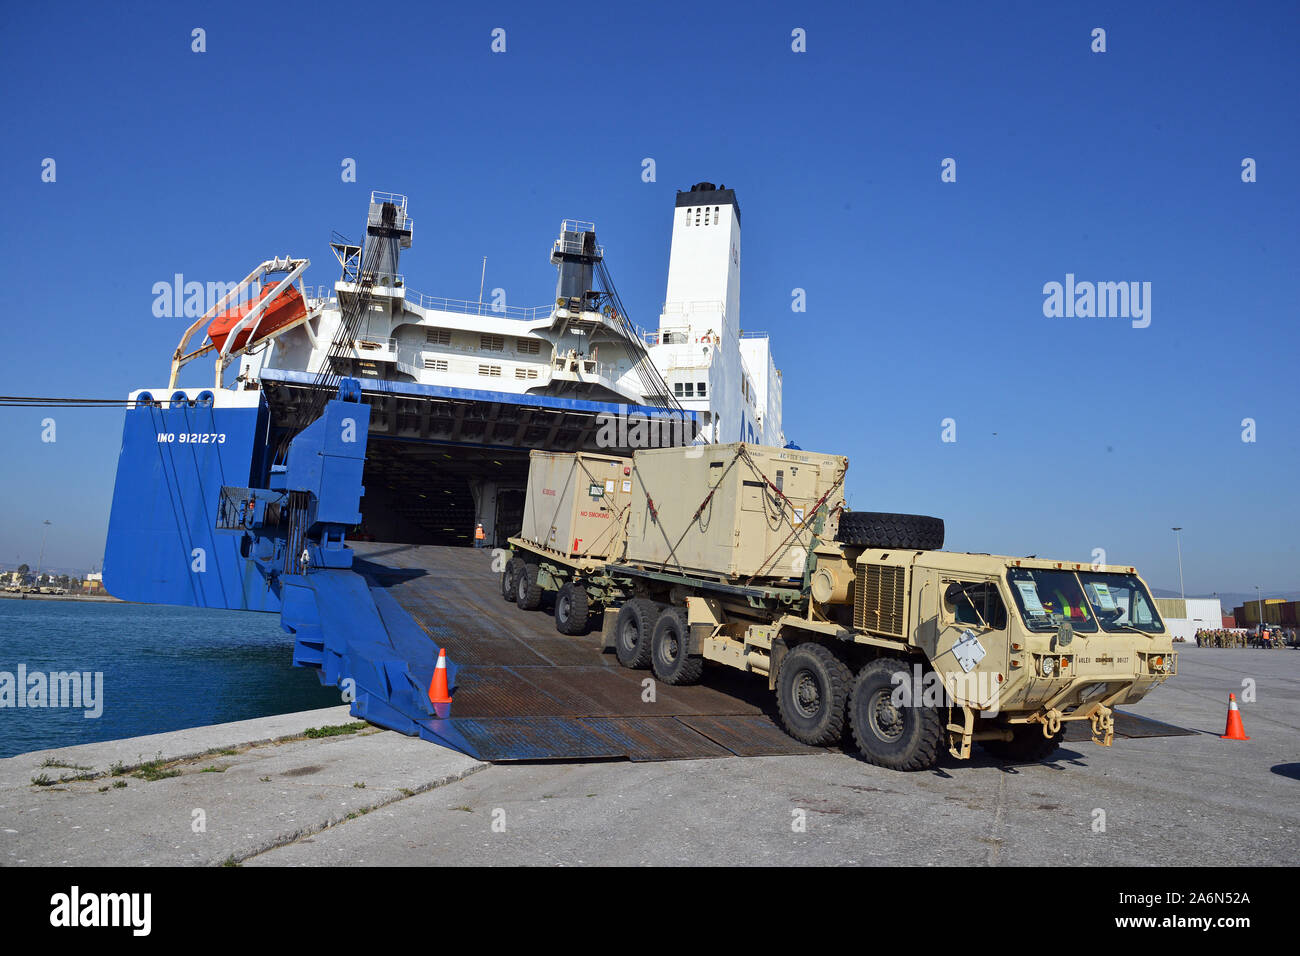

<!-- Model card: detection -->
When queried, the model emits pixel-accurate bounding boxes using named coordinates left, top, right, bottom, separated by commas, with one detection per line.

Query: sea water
left=0, top=598, right=339, bottom=757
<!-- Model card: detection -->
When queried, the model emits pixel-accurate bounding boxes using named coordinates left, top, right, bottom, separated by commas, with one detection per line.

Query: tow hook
left=1041, top=708, right=1063, bottom=737
left=1090, top=705, right=1115, bottom=747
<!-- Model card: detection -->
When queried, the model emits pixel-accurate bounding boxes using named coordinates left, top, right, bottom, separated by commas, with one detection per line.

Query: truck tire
left=501, top=559, right=518, bottom=602
left=981, top=726, right=1064, bottom=762
left=650, top=607, right=703, bottom=685
left=848, top=658, right=944, bottom=771
left=775, top=643, right=851, bottom=746
left=516, top=562, right=544, bottom=611
left=554, top=582, right=590, bottom=635
left=836, top=512, right=944, bottom=551
left=614, top=599, right=655, bottom=669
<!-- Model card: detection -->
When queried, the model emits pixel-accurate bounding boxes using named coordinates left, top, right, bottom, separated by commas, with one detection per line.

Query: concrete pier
left=2, top=647, right=1296, bottom=866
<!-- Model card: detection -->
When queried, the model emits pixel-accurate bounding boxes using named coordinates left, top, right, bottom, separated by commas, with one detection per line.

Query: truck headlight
left=1041, top=657, right=1057, bottom=677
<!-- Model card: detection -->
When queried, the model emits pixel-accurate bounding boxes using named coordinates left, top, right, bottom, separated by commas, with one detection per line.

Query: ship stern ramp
left=298, top=541, right=823, bottom=762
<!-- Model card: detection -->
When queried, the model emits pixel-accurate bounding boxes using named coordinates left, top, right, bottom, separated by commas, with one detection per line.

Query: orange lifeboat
left=206, top=283, right=307, bottom=354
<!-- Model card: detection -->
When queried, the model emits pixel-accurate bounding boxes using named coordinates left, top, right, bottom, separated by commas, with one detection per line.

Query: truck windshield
left=1076, top=571, right=1166, bottom=634
left=1005, top=568, right=1098, bottom=632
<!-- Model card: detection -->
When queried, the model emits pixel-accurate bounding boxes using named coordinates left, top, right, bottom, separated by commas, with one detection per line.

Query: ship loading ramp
left=340, top=542, right=824, bottom=761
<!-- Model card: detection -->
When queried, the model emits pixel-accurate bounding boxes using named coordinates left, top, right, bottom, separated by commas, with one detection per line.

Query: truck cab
left=799, top=547, right=1176, bottom=764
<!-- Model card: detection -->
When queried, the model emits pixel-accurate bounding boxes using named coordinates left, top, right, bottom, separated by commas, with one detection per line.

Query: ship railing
left=657, top=354, right=714, bottom=371
left=551, top=355, right=626, bottom=380
left=370, top=190, right=408, bottom=211
left=643, top=326, right=721, bottom=347
left=555, top=220, right=603, bottom=257
left=405, top=290, right=554, bottom=321
left=368, top=192, right=413, bottom=234
left=302, top=285, right=339, bottom=307
left=661, top=299, right=726, bottom=318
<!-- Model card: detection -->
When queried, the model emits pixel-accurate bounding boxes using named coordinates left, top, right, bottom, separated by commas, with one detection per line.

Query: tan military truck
left=503, top=443, right=1177, bottom=769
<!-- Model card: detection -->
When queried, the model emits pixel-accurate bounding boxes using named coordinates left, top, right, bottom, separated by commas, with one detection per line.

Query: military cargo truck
left=502, top=444, right=1176, bottom=769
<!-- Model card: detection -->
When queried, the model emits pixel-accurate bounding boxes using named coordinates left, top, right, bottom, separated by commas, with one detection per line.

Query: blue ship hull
left=103, top=388, right=278, bottom=611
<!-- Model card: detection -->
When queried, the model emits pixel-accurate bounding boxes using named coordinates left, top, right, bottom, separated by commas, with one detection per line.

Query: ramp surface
left=351, top=543, right=812, bottom=761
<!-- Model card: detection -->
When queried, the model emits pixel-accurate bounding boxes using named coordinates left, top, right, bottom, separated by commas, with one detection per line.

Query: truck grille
left=854, top=563, right=906, bottom=636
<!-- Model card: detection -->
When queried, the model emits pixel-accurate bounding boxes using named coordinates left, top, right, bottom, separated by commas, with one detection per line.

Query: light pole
left=1256, top=585, right=1265, bottom=633
left=36, top=520, right=52, bottom=582
left=1171, top=527, right=1185, bottom=601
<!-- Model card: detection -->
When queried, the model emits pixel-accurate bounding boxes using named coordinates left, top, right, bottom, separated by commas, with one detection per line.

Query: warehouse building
left=1155, top=598, right=1225, bottom=643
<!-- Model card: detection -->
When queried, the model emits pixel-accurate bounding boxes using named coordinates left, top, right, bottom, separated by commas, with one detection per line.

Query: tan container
left=518, top=450, right=633, bottom=561
left=625, top=442, right=848, bottom=582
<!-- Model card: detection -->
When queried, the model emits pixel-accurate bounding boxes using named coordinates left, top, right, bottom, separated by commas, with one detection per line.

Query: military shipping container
left=624, top=442, right=848, bottom=581
left=518, top=450, right=633, bottom=561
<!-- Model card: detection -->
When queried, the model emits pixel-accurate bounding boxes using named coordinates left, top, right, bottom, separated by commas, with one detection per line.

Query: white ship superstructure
left=238, top=185, right=783, bottom=448
left=644, top=183, right=783, bottom=446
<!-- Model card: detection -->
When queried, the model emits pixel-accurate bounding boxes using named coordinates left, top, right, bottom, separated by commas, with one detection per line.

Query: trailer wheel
left=614, top=599, right=655, bottom=669
left=501, top=559, right=518, bottom=602
left=554, top=582, right=590, bottom=635
left=516, top=563, right=544, bottom=611
left=836, top=512, right=945, bottom=550
left=848, top=658, right=944, bottom=771
left=980, top=726, right=1064, bottom=763
left=650, top=607, right=703, bottom=685
left=775, top=643, right=851, bottom=746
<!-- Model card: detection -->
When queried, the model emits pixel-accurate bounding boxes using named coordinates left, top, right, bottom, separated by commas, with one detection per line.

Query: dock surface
left=3, top=647, right=1294, bottom=866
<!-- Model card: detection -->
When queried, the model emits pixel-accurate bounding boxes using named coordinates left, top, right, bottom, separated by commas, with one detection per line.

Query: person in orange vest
left=474, top=522, right=486, bottom=547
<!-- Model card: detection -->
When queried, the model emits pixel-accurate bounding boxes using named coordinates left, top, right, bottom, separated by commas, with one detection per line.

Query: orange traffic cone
left=1220, top=693, right=1249, bottom=740
left=428, top=648, right=453, bottom=704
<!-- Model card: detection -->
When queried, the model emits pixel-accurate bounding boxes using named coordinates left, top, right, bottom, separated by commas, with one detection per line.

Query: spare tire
left=836, top=511, right=944, bottom=550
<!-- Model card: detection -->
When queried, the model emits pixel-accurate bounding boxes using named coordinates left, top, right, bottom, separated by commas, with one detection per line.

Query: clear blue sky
left=0, top=1, right=1295, bottom=595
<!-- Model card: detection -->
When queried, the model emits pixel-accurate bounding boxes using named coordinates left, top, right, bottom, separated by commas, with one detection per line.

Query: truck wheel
left=650, top=607, right=703, bottom=685
left=554, top=582, right=590, bottom=635
left=848, top=658, right=944, bottom=771
left=501, top=559, right=518, bottom=602
left=775, top=643, right=851, bottom=746
left=836, top=512, right=944, bottom=551
left=516, top=563, right=544, bottom=610
left=614, top=599, right=655, bottom=669
left=981, top=726, right=1064, bottom=762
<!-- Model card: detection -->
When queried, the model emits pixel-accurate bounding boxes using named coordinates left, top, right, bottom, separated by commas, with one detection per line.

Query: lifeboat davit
left=206, top=283, right=307, bottom=354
